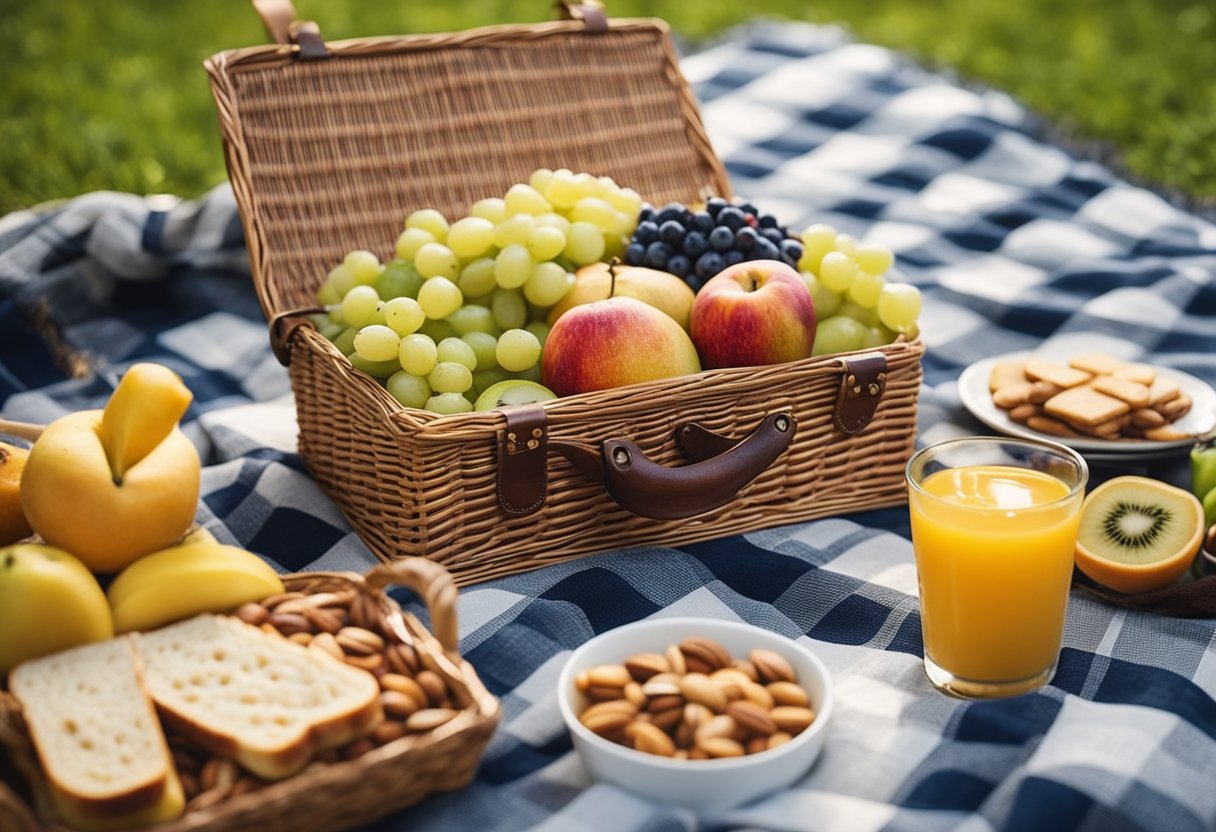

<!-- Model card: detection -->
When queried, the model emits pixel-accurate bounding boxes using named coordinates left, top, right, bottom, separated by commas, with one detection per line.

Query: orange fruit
left=1075, top=476, right=1204, bottom=594
left=0, top=441, right=33, bottom=546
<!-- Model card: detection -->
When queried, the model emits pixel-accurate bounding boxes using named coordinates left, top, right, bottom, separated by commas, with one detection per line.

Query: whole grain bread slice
left=8, top=638, right=184, bottom=831
left=132, top=614, right=383, bottom=780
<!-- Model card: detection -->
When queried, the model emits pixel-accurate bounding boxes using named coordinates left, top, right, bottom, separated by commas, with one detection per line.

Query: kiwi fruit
left=1075, top=476, right=1204, bottom=594
left=473, top=380, right=557, bottom=412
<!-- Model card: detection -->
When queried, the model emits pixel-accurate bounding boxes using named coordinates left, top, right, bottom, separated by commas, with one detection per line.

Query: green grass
left=1, top=0, right=1213, bottom=216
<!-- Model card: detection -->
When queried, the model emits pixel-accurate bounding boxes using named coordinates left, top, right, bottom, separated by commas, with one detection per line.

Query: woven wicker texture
left=207, top=19, right=730, bottom=320
left=206, top=13, right=924, bottom=585
left=0, top=561, right=500, bottom=832
left=289, top=330, right=923, bottom=585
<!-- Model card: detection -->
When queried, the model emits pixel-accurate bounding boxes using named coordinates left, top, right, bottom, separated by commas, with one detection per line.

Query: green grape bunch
left=311, top=169, right=642, bottom=414
left=797, top=223, right=922, bottom=356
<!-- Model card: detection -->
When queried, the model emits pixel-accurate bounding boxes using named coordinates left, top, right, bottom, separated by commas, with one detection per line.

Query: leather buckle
left=834, top=352, right=888, bottom=435
left=497, top=405, right=549, bottom=515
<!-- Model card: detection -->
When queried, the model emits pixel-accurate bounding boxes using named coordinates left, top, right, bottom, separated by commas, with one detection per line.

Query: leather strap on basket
left=834, top=352, right=888, bottom=435
left=498, top=406, right=549, bottom=515
left=555, top=0, right=608, bottom=31
left=252, top=0, right=330, bottom=59
left=267, top=306, right=325, bottom=367
left=497, top=408, right=795, bottom=520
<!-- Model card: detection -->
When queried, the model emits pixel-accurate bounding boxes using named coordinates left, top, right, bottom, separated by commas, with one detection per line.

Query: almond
left=587, top=664, right=632, bottom=688
left=405, top=708, right=459, bottom=732
left=767, top=681, right=810, bottom=708
left=749, top=648, right=796, bottom=684
left=679, top=637, right=731, bottom=672
left=694, top=714, right=736, bottom=746
left=625, top=721, right=676, bottom=757
left=665, top=644, right=687, bottom=675
left=679, top=672, right=727, bottom=713
left=624, top=653, right=669, bottom=682
left=336, top=626, right=384, bottom=656
left=770, top=706, right=816, bottom=735
left=742, top=682, right=776, bottom=710
left=726, top=700, right=777, bottom=737
left=699, top=736, right=745, bottom=758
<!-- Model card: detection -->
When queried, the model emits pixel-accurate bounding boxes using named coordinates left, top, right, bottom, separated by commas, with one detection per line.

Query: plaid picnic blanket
left=3, top=21, right=1216, bottom=832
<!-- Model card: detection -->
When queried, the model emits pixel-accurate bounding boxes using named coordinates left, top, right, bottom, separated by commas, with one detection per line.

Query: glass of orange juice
left=906, top=437, right=1088, bottom=698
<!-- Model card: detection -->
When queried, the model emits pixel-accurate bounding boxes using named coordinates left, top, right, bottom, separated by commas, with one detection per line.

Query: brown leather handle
left=364, top=558, right=460, bottom=658
left=552, top=412, right=795, bottom=520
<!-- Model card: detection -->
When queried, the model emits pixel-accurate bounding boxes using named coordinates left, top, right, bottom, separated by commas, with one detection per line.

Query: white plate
left=958, top=352, right=1216, bottom=455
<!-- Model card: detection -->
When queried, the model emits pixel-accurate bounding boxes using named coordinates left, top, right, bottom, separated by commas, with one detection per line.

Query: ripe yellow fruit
left=547, top=263, right=695, bottom=332
left=20, top=364, right=200, bottom=573
left=107, top=542, right=285, bottom=633
left=0, top=441, right=33, bottom=546
left=0, top=543, right=114, bottom=672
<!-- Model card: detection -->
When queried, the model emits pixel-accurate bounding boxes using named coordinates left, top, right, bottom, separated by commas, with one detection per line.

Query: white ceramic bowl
left=557, top=617, right=834, bottom=813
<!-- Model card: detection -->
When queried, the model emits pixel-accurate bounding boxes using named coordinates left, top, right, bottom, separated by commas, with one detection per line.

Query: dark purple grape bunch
left=623, top=197, right=803, bottom=291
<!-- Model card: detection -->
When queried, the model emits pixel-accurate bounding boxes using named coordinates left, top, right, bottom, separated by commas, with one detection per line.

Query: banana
left=107, top=542, right=285, bottom=634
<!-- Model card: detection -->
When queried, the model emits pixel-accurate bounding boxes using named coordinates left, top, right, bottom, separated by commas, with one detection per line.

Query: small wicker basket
left=0, top=558, right=500, bottom=832
left=205, top=0, right=925, bottom=586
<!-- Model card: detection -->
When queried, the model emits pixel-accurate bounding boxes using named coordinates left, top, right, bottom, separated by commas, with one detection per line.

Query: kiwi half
left=473, top=380, right=557, bottom=412
left=1075, top=476, right=1204, bottom=594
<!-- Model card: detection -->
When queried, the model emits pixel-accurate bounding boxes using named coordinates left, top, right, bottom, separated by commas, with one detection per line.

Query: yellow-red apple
left=690, top=260, right=817, bottom=369
left=547, top=263, right=696, bottom=331
left=542, top=296, right=701, bottom=397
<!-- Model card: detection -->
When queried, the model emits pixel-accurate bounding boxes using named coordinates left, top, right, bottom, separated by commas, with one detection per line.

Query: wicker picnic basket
left=0, top=557, right=501, bottom=832
left=205, top=0, right=925, bottom=586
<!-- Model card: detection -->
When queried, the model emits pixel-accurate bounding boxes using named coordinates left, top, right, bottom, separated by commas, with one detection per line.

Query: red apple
left=542, top=297, right=701, bottom=397
left=690, top=260, right=817, bottom=369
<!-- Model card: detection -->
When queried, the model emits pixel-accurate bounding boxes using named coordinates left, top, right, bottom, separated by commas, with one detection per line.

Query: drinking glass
left=906, top=437, right=1088, bottom=698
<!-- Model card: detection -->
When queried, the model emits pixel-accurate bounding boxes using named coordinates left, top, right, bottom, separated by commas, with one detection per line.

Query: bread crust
left=8, top=639, right=182, bottom=826
left=133, top=616, right=384, bottom=781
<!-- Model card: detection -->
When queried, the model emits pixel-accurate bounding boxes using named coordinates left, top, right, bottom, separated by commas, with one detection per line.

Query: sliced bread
left=8, top=638, right=184, bottom=832
left=132, top=614, right=384, bottom=780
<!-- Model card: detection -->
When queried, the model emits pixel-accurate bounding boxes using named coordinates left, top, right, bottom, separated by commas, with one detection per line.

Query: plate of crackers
left=958, top=351, right=1216, bottom=454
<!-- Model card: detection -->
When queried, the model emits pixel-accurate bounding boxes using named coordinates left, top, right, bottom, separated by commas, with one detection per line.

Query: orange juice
left=909, top=465, right=1083, bottom=684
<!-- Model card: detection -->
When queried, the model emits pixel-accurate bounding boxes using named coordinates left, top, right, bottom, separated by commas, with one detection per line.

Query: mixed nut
left=575, top=637, right=817, bottom=760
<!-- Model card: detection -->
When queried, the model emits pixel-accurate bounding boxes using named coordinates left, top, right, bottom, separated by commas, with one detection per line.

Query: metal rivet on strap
left=612, top=447, right=631, bottom=466
left=774, top=415, right=791, bottom=433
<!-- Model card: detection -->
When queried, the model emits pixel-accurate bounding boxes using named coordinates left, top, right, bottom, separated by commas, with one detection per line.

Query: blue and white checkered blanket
left=3, top=22, right=1216, bottom=832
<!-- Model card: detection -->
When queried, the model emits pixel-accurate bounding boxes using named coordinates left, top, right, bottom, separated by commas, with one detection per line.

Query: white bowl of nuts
left=557, top=617, right=834, bottom=813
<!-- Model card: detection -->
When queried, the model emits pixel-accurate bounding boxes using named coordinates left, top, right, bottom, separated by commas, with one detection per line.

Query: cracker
left=1079, top=414, right=1132, bottom=439
left=1112, top=364, right=1156, bottom=385
left=1028, top=381, right=1062, bottom=404
left=1157, top=393, right=1192, bottom=421
left=1147, top=377, right=1181, bottom=406
left=1024, top=359, right=1092, bottom=389
left=1027, top=415, right=1080, bottom=437
left=1008, top=403, right=1040, bottom=423
left=1090, top=376, right=1151, bottom=408
left=993, top=382, right=1035, bottom=409
left=988, top=361, right=1028, bottom=392
left=1069, top=353, right=1126, bottom=376
left=1129, top=409, right=1166, bottom=429
left=1044, top=386, right=1130, bottom=427
left=1143, top=425, right=1194, bottom=442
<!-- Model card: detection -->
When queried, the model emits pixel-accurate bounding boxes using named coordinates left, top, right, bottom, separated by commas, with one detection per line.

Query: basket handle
left=0, top=419, right=44, bottom=443
left=499, top=408, right=796, bottom=519
left=364, top=557, right=460, bottom=657
left=252, top=0, right=329, bottom=58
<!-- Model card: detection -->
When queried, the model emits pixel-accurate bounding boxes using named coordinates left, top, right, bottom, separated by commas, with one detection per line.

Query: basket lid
left=206, top=5, right=730, bottom=319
